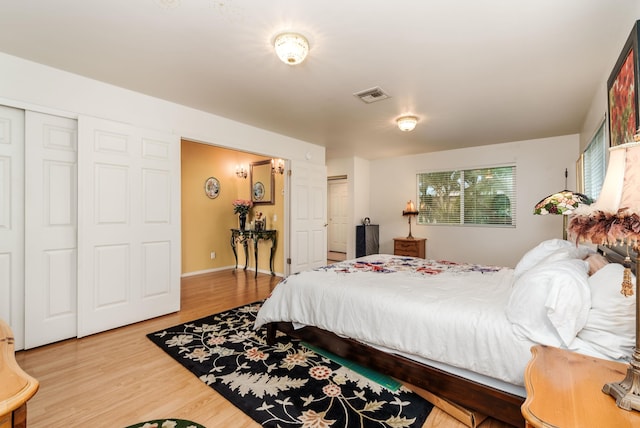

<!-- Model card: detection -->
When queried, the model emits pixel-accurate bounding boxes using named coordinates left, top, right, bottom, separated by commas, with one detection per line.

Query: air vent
left=353, top=86, right=390, bottom=104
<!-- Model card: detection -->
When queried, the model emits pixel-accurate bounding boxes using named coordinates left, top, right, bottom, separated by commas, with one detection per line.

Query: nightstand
left=522, top=345, right=640, bottom=427
left=1, top=320, right=39, bottom=428
left=393, top=237, right=426, bottom=258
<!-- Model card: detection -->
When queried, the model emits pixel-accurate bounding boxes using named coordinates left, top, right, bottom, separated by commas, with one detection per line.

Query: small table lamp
left=568, top=139, right=640, bottom=411
left=534, top=169, right=593, bottom=239
left=402, top=200, right=419, bottom=239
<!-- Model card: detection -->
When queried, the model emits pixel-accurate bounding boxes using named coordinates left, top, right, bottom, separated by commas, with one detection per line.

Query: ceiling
left=0, top=1, right=636, bottom=160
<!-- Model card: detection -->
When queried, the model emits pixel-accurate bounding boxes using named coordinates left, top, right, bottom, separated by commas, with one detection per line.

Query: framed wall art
left=204, top=176, right=220, bottom=199
left=250, top=159, right=275, bottom=205
left=607, top=20, right=640, bottom=147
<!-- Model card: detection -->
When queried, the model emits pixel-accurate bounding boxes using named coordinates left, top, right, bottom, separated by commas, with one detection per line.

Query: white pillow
left=539, top=246, right=595, bottom=266
left=506, top=258, right=591, bottom=347
left=577, top=263, right=636, bottom=359
left=513, top=239, right=595, bottom=279
left=513, top=239, right=574, bottom=279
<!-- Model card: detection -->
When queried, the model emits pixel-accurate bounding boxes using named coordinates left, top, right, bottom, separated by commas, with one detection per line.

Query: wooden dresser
left=1, top=320, right=38, bottom=428
left=393, top=237, right=426, bottom=258
left=522, top=345, right=640, bottom=428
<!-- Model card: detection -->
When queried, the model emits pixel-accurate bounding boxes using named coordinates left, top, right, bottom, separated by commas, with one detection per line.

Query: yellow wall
left=181, top=140, right=285, bottom=275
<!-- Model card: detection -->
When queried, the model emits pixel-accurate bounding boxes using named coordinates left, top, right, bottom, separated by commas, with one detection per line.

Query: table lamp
left=534, top=168, right=593, bottom=240
left=568, top=138, right=640, bottom=411
left=402, top=200, right=419, bottom=239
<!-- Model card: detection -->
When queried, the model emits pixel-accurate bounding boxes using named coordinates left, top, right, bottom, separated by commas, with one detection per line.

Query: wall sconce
left=235, top=165, right=247, bottom=179
left=272, top=158, right=285, bottom=175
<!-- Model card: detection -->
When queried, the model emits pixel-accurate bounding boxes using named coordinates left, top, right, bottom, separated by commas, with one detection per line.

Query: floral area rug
left=147, top=302, right=433, bottom=427
left=125, top=419, right=205, bottom=428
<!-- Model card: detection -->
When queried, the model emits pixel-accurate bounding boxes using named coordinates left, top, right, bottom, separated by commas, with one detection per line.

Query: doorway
left=180, top=141, right=286, bottom=276
left=327, top=177, right=348, bottom=262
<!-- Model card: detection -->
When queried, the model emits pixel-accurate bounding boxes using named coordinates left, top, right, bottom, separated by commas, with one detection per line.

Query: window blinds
left=583, top=122, right=606, bottom=200
left=417, top=166, right=516, bottom=226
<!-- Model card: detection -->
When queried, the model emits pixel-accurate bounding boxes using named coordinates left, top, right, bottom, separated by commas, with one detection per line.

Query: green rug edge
left=301, top=341, right=402, bottom=391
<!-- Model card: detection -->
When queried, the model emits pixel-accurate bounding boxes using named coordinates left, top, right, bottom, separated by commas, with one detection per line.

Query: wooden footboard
left=267, top=322, right=525, bottom=427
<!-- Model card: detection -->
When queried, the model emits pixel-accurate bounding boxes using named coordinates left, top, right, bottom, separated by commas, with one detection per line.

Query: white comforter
left=254, top=254, right=535, bottom=386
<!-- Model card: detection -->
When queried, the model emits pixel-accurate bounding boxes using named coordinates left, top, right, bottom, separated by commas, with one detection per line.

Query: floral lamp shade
left=534, top=190, right=593, bottom=240
left=533, top=190, right=593, bottom=215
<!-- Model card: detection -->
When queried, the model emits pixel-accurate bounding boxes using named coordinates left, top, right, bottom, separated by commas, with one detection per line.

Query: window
left=417, top=166, right=516, bottom=226
left=582, top=121, right=607, bottom=200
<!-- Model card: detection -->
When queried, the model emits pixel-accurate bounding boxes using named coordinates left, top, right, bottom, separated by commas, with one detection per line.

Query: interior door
left=289, top=160, right=327, bottom=274
left=328, top=179, right=348, bottom=253
left=24, top=111, right=78, bottom=349
left=0, top=105, right=24, bottom=349
left=77, top=116, right=180, bottom=337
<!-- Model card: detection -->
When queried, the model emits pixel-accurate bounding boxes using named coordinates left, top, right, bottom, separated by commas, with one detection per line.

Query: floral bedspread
left=316, top=255, right=503, bottom=276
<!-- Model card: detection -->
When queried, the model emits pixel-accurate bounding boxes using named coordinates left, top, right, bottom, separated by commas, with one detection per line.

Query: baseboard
left=181, top=266, right=236, bottom=277
left=181, top=266, right=284, bottom=278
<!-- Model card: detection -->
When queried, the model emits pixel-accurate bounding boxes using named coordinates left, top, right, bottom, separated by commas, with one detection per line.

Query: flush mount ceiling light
left=396, top=115, right=418, bottom=132
left=274, top=32, right=309, bottom=65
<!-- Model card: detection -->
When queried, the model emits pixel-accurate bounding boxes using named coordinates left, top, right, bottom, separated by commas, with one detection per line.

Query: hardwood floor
left=15, top=269, right=510, bottom=428
left=327, top=251, right=346, bottom=262
left=15, top=269, right=280, bottom=428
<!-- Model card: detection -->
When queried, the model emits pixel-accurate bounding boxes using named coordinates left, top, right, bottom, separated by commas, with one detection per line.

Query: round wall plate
left=253, top=181, right=265, bottom=200
left=205, top=177, right=220, bottom=199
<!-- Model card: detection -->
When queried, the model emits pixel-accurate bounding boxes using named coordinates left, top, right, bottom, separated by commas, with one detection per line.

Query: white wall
left=370, top=135, right=579, bottom=268
left=0, top=52, right=325, bottom=165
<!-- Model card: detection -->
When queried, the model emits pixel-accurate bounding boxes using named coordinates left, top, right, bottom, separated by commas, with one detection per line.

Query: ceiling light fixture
left=397, top=115, right=418, bottom=132
left=274, top=32, right=309, bottom=65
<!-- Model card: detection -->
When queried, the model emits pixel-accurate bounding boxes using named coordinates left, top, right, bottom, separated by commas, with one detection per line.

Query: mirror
left=250, top=159, right=275, bottom=205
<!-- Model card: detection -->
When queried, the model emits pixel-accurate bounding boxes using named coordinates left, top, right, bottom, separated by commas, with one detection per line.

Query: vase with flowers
left=232, top=199, right=253, bottom=230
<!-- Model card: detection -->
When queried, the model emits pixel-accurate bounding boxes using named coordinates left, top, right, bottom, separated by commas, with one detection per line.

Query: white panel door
left=77, top=116, right=180, bottom=337
left=0, top=106, right=24, bottom=349
left=289, top=160, right=327, bottom=274
left=24, top=111, right=78, bottom=349
left=328, top=180, right=348, bottom=253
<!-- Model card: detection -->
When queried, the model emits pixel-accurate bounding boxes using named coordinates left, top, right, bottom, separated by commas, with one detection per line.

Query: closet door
left=0, top=106, right=24, bottom=349
left=77, top=116, right=180, bottom=337
left=24, top=111, right=78, bottom=349
left=289, top=160, right=327, bottom=274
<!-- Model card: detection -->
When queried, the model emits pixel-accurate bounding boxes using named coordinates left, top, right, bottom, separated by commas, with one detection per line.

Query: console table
left=230, top=229, right=277, bottom=278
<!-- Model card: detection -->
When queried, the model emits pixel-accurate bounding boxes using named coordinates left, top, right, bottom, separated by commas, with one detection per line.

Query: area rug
left=125, top=419, right=205, bottom=428
left=147, top=302, right=433, bottom=427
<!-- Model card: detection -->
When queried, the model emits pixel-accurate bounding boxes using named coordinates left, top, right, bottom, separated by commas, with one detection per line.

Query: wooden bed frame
left=267, top=321, right=525, bottom=427
left=263, top=247, right=637, bottom=427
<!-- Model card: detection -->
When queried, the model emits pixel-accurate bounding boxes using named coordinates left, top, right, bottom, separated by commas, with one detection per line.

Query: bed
left=254, top=239, right=636, bottom=427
